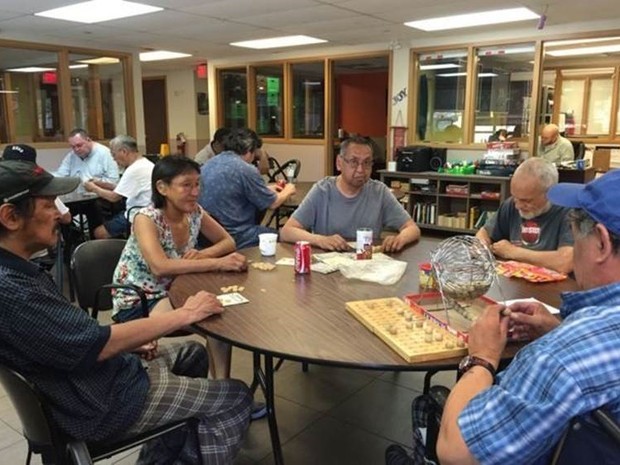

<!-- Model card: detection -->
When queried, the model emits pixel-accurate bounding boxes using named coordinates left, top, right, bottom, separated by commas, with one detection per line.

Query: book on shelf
left=468, top=206, right=480, bottom=229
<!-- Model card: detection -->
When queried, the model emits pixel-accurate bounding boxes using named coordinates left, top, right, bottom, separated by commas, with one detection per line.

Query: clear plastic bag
left=339, top=259, right=408, bottom=286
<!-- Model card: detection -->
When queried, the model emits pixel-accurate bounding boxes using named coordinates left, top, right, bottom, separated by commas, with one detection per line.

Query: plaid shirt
left=459, top=283, right=620, bottom=465
left=0, top=247, right=148, bottom=442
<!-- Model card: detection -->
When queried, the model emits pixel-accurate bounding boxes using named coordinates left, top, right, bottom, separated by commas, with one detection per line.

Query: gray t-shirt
left=291, top=177, right=411, bottom=240
left=538, top=135, right=574, bottom=165
left=484, top=197, right=573, bottom=250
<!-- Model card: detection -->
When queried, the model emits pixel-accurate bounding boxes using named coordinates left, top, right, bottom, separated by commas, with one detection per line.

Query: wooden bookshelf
left=378, top=170, right=510, bottom=234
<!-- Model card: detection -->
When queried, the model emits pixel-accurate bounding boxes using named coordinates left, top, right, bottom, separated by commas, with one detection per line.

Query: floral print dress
left=112, top=204, right=202, bottom=320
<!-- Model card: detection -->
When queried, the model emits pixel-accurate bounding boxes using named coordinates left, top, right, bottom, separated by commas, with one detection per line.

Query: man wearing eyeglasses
left=280, top=136, right=420, bottom=252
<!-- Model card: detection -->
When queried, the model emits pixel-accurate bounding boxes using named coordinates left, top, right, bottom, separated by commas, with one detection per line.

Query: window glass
left=291, top=62, right=324, bottom=138
left=68, top=53, right=127, bottom=139
left=474, top=44, right=535, bottom=143
left=255, top=65, right=283, bottom=137
left=220, top=68, right=248, bottom=129
left=558, top=70, right=613, bottom=136
left=416, top=50, right=467, bottom=143
left=0, top=47, right=61, bottom=143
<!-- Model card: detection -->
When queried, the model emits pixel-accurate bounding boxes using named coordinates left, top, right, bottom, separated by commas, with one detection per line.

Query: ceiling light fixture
left=419, top=63, right=460, bottom=70
left=547, top=43, right=620, bottom=57
left=437, top=72, right=498, bottom=77
left=405, top=7, right=539, bottom=31
left=6, top=67, right=55, bottom=73
left=35, top=0, right=163, bottom=24
left=78, top=57, right=120, bottom=65
left=230, top=35, right=327, bottom=50
left=139, top=51, right=192, bottom=62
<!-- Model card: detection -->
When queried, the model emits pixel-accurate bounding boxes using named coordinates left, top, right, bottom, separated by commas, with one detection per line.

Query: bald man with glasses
left=280, top=136, right=420, bottom=252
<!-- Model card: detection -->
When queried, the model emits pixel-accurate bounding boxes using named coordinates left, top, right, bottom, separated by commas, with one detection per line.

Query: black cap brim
left=36, top=176, right=80, bottom=197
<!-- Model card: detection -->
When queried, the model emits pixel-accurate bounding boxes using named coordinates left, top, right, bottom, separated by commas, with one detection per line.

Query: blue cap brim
left=547, top=182, right=585, bottom=208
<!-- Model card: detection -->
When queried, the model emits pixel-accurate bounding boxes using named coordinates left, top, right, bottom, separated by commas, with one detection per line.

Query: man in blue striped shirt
left=438, top=169, right=620, bottom=465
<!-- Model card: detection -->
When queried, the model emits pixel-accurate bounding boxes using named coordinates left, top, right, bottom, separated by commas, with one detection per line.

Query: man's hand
left=281, top=183, right=296, bottom=197
left=490, top=240, right=519, bottom=259
left=467, top=305, right=510, bottom=368
left=315, top=234, right=349, bottom=251
left=133, top=340, right=159, bottom=361
left=382, top=234, right=407, bottom=253
left=508, top=301, right=560, bottom=341
left=180, top=291, right=224, bottom=323
left=216, top=252, right=248, bottom=271
left=83, top=180, right=97, bottom=193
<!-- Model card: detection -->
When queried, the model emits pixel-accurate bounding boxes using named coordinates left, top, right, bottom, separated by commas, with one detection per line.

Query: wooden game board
left=345, top=297, right=467, bottom=363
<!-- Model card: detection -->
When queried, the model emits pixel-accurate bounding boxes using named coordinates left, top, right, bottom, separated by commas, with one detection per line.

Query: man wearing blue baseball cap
left=434, top=170, right=620, bottom=465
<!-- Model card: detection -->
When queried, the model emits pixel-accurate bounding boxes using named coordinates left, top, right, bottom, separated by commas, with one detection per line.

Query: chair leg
left=302, top=362, right=309, bottom=372
left=274, top=358, right=285, bottom=371
left=26, top=447, right=32, bottom=465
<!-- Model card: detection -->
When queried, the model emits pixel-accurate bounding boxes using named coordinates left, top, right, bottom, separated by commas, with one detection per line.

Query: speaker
left=429, top=148, right=447, bottom=171
left=396, top=146, right=432, bottom=172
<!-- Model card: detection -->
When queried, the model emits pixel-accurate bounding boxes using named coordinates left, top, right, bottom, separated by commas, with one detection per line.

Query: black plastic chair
left=71, top=239, right=147, bottom=320
left=267, top=158, right=301, bottom=183
left=0, top=363, right=193, bottom=465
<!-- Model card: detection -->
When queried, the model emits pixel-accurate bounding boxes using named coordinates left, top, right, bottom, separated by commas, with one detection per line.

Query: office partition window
left=254, top=65, right=283, bottom=137
left=415, top=50, right=468, bottom=143
left=219, top=68, right=248, bottom=129
left=0, top=48, right=62, bottom=143
left=473, top=44, right=535, bottom=143
left=291, top=62, right=324, bottom=139
left=0, top=41, right=132, bottom=145
left=68, top=53, right=127, bottom=140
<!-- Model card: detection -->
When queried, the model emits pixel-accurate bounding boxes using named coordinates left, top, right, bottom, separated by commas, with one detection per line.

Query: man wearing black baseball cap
left=436, top=170, right=620, bottom=465
left=2, top=144, right=72, bottom=225
left=0, top=161, right=251, bottom=462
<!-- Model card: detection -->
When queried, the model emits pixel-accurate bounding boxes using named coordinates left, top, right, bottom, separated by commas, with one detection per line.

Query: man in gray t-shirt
left=476, top=157, right=573, bottom=274
left=280, top=136, right=420, bottom=252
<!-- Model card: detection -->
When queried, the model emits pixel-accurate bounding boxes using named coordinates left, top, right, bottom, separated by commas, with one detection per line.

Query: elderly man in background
left=83, top=135, right=153, bottom=239
left=56, top=128, right=119, bottom=184
left=538, top=123, right=575, bottom=164
left=280, top=136, right=420, bottom=252
left=194, top=127, right=230, bottom=165
left=476, top=157, right=573, bottom=274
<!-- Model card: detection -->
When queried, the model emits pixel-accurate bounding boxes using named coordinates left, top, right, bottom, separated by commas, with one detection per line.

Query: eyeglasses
left=341, top=157, right=374, bottom=170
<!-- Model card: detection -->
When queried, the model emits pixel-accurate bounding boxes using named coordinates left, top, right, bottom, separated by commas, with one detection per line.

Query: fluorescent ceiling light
left=35, top=0, right=162, bottom=24
left=69, top=64, right=89, bottom=69
left=437, top=72, right=498, bottom=77
left=405, top=7, right=539, bottom=31
left=6, top=67, right=55, bottom=72
left=546, top=37, right=620, bottom=47
left=547, top=44, right=620, bottom=57
left=230, top=35, right=327, bottom=50
left=78, top=57, right=120, bottom=65
left=420, top=63, right=460, bottom=70
left=0, top=90, right=18, bottom=94
left=139, top=51, right=192, bottom=62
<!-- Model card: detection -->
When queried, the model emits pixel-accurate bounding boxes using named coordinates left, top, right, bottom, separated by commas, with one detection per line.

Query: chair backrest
left=571, top=140, right=585, bottom=160
left=269, top=158, right=301, bottom=183
left=551, top=407, right=620, bottom=465
left=0, top=364, right=61, bottom=458
left=71, top=239, right=127, bottom=315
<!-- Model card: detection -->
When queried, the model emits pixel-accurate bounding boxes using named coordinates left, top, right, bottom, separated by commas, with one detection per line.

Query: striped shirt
left=459, top=282, right=620, bottom=465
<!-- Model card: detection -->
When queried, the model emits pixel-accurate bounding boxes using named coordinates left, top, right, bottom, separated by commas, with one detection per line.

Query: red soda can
left=294, top=241, right=312, bottom=274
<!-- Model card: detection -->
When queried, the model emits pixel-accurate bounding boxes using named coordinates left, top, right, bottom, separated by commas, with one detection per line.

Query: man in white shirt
left=56, top=128, right=119, bottom=184
left=84, top=135, right=153, bottom=239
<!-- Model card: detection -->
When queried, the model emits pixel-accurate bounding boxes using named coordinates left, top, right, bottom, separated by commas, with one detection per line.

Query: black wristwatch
left=458, top=355, right=496, bottom=381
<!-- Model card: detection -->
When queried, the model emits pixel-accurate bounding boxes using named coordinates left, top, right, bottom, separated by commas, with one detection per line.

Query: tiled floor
left=0, top=337, right=457, bottom=465
left=0, top=265, right=458, bottom=465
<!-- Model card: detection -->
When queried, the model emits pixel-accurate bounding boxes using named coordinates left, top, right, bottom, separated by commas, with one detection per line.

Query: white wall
left=263, top=143, right=325, bottom=182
